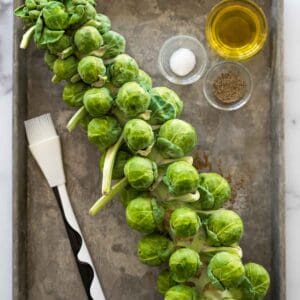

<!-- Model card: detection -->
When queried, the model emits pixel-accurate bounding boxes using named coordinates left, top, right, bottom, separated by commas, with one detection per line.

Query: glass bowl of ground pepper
left=203, top=61, right=253, bottom=111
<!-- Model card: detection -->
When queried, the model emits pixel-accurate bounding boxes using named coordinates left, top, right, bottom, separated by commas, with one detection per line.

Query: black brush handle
left=52, top=185, right=106, bottom=300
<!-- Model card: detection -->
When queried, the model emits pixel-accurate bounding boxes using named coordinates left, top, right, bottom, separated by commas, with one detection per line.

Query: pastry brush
left=24, top=113, right=105, bottom=300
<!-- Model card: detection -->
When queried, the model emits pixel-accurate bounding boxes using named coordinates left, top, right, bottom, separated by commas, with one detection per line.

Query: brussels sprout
left=109, top=54, right=139, bottom=87
left=163, top=161, right=199, bottom=195
left=197, top=173, right=231, bottom=210
left=44, top=50, right=56, bottom=71
left=240, top=263, right=270, bottom=299
left=120, top=186, right=141, bottom=208
left=98, top=31, right=126, bottom=59
left=170, top=207, right=201, bottom=237
left=78, top=56, right=107, bottom=86
left=52, top=56, right=78, bottom=83
left=169, top=248, right=202, bottom=282
left=148, top=87, right=183, bottom=125
left=94, top=13, right=111, bottom=34
left=83, top=87, right=113, bottom=117
left=116, top=82, right=151, bottom=117
left=208, top=252, right=245, bottom=290
left=99, top=150, right=131, bottom=180
left=205, top=210, right=244, bottom=247
left=157, top=119, right=197, bottom=158
left=137, top=234, right=174, bottom=266
left=165, top=285, right=198, bottom=300
left=124, top=156, right=157, bottom=191
left=74, top=26, right=103, bottom=55
left=124, top=119, right=154, bottom=155
left=157, top=270, right=177, bottom=295
left=126, top=197, right=164, bottom=233
left=47, top=34, right=72, bottom=55
left=137, top=69, right=152, bottom=91
left=87, top=116, right=122, bottom=151
left=43, top=2, right=69, bottom=30
left=67, top=0, right=96, bottom=27
left=62, top=81, right=88, bottom=107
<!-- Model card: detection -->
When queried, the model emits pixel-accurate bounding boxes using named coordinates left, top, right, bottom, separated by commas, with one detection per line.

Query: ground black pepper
left=213, top=71, right=246, bottom=103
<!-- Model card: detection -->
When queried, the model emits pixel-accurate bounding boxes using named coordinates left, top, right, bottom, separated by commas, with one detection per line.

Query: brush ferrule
left=29, top=136, right=66, bottom=187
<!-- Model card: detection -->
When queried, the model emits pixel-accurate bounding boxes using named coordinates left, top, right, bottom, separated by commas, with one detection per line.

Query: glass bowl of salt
left=158, top=35, right=208, bottom=85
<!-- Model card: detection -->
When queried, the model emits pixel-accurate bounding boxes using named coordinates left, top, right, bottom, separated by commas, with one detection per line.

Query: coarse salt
left=169, top=48, right=196, bottom=77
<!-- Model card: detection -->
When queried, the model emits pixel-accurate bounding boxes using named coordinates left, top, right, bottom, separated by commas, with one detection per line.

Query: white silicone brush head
left=24, top=113, right=65, bottom=187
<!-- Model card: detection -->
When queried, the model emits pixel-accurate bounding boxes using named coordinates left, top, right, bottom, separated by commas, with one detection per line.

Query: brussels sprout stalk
left=20, top=25, right=35, bottom=49
left=89, top=177, right=128, bottom=216
left=102, top=132, right=124, bottom=194
left=176, top=231, right=243, bottom=259
left=59, top=46, right=74, bottom=59
left=67, top=106, right=88, bottom=132
left=148, top=147, right=194, bottom=166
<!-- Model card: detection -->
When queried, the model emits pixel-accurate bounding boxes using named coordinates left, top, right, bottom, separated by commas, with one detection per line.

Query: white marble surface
left=0, top=1, right=299, bottom=299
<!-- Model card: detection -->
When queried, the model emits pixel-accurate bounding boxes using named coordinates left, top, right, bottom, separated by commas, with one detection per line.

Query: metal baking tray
left=13, top=0, right=285, bottom=299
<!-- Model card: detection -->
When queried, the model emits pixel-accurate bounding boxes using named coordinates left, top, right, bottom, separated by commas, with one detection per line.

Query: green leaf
left=40, top=28, right=64, bottom=45
left=33, top=13, right=43, bottom=44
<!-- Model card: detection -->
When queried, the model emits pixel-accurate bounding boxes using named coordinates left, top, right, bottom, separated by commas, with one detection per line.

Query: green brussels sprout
left=165, top=285, right=198, bottom=300
left=157, top=270, right=177, bottom=295
left=170, top=207, right=201, bottom=237
left=109, top=54, right=139, bottom=87
left=169, top=248, right=202, bottom=282
left=157, top=119, right=197, bottom=158
left=116, top=82, right=151, bottom=117
left=78, top=56, right=107, bottom=85
left=120, top=186, right=141, bottom=208
left=87, top=116, right=121, bottom=151
left=126, top=197, right=164, bottom=233
left=83, top=87, right=113, bottom=117
left=62, top=81, right=88, bottom=108
left=99, top=150, right=131, bottom=180
left=94, top=13, right=111, bottom=34
left=205, top=210, right=244, bottom=247
left=52, top=56, right=78, bottom=83
left=197, top=173, right=231, bottom=210
left=47, top=34, right=72, bottom=55
left=148, top=87, right=183, bottom=125
left=124, top=119, right=154, bottom=154
left=74, top=26, right=103, bottom=55
left=137, top=234, right=174, bottom=266
left=240, top=263, right=270, bottom=299
left=43, top=2, right=69, bottom=30
left=137, top=69, right=152, bottom=91
left=67, top=0, right=96, bottom=27
left=207, top=252, right=245, bottom=290
left=44, top=50, right=56, bottom=71
left=124, top=156, right=157, bottom=191
left=100, top=31, right=126, bottom=59
left=163, top=161, right=199, bottom=195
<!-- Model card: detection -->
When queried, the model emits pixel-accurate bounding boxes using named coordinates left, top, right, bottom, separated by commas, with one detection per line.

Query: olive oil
left=206, top=0, right=268, bottom=60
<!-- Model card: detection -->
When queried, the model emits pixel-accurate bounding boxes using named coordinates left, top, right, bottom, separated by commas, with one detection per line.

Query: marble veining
left=0, top=0, right=299, bottom=299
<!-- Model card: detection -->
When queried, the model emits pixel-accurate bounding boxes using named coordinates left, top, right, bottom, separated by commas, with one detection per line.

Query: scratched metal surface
left=13, top=0, right=285, bottom=299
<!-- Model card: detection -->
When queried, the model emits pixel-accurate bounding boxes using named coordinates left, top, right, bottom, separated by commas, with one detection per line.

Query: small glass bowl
left=203, top=61, right=253, bottom=111
left=158, top=35, right=208, bottom=85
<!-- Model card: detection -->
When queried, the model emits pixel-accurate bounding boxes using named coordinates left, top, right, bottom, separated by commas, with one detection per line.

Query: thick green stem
left=20, top=25, right=35, bottom=49
left=159, top=156, right=193, bottom=166
left=60, top=46, right=74, bottom=59
left=51, top=74, right=61, bottom=84
left=195, top=209, right=226, bottom=217
left=90, top=47, right=105, bottom=57
left=102, top=133, right=124, bottom=194
left=168, top=190, right=200, bottom=202
left=70, top=73, right=81, bottom=83
left=67, top=106, right=87, bottom=132
left=89, top=177, right=128, bottom=216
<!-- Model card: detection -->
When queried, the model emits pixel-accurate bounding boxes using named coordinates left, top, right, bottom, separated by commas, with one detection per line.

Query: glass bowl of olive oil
left=206, top=0, right=268, bottom=60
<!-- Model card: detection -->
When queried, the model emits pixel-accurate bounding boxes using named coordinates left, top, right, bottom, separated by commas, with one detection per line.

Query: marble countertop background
left=0, top=0, right=299, bottom=299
